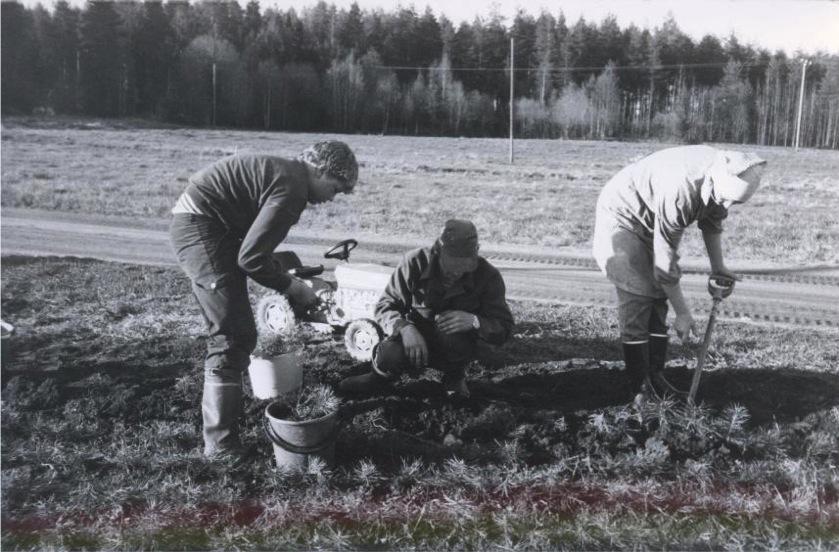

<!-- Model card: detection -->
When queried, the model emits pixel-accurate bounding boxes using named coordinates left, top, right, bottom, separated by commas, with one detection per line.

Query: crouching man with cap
left=339, top=220, right=514, bottom=397
left=592, top=145, right=766, bottom=399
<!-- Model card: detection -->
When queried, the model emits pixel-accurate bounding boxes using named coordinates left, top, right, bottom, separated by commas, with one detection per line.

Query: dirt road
left=3, top=209, right=838, bottom=328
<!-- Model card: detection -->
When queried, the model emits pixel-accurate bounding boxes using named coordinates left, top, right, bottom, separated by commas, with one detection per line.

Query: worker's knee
left=648, top=298, right=669, bottom=335
left=373, top=337, right=407, bottom=377
left=436, top=331, right=476, bottom=365
left=205, top=329, right=256, bottom=379
left=618, top=311, right=651, bottom=342
left=616, top=288, right=659, bottom=342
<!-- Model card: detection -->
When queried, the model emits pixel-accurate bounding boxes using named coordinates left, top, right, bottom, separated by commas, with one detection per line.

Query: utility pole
left=509, top=37, right=515, bottom=164
left=794, top=59, right=810, bottom=151
left=212, top=62, right=218, bottom=127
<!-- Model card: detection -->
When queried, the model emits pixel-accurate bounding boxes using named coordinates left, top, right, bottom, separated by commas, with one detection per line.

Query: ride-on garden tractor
left=253, top=239, right=392, bottom=361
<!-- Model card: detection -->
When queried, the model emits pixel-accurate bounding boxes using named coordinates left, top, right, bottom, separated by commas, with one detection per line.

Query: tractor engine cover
left=331, top=263, right=392, bottom=324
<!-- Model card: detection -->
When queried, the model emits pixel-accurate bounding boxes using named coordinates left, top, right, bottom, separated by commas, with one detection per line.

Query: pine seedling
left=253, top=332, right=303, bottom=358
left=722, top=404, right=750, bottom=440
left=283, top=384, right=340, bottom=421
left=306, top=456, right=332, bottom=485
left=353, top=459, right=381, bottom=488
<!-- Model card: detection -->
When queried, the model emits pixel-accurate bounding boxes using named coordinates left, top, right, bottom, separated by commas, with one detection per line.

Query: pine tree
left=52, top=0, right=82, bottom=112
left=79, top=0, right=123, bottom=116
left=533, top=11, right=555, bottom=104
left=243, top=0, right=261, bottom=43
left=336, top=2, right=364, bottom=55
left=31, top=4, right=60, bottom=110
left=715, top=60, right=752, bottom=142
left=137, top=1, right=173, bottom=116
left=511, top=10, right=536, bottom=102
left=305, top=0, right=337, bottom=65
left=694, top=35, right=725, bottom=87
left=415, top=7, right=443, bottom=67
left=1, top=2, right=38, bottom=113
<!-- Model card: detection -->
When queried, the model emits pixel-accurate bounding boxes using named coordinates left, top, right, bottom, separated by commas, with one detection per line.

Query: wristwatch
left=471, top=314, right=481, bottom=330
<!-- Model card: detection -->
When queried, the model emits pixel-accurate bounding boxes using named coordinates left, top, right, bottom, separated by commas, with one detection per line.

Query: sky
left=274, top=0, right=839, bottom=55
left=18, top=0, right=839, bottom=55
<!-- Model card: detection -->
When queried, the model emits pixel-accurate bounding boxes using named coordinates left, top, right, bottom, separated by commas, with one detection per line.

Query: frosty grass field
left=2, top=117, right=838, bottom=263
left=1, top=118, right=838, bottom=549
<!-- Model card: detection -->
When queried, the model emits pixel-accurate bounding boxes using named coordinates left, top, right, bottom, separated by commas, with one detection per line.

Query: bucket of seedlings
left=248, top=334, right=303, bottom=400
left=263, top=385, right=345, bottom=471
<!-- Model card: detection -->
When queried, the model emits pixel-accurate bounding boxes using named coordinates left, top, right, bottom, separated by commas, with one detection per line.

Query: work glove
left=400, top=324, right=429, bottom=371
left=284, top=276, right=319, bottom=311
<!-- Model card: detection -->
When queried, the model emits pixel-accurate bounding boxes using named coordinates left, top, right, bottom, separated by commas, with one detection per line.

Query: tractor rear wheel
left=256, top=294, right=297, bottom=336
left=344, top=319, right=382, bottom=361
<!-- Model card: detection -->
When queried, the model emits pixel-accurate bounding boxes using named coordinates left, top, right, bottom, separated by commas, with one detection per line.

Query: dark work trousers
left=374, top=315, right=476, bottom=379
left=615, top=287, right=669, bottom=343
left=170, top=213, right=257, bottom=454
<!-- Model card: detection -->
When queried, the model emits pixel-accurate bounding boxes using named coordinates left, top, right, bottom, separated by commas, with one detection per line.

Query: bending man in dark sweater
left=170, top=141, right=358, bottom=457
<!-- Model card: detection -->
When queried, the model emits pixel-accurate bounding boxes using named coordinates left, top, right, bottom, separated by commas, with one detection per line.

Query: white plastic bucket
left=247, top=352, right=303, bottom=400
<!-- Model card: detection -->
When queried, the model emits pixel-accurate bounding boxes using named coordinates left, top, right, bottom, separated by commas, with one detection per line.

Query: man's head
left=435, top=219, right=480, bottom=283
left=300, top=141, right=359, bottom=204
left=712, top=151, right=767, bottom=209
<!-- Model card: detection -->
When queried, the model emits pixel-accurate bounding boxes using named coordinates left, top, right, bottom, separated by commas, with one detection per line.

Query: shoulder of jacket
left=264, top=158, right=309, bottom=198
left=402, top=247, right=431, bottom=264
left=477, top=257, right=502, bottom=278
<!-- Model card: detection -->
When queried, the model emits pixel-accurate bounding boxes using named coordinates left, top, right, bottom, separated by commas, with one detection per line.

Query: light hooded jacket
left=592, top=145, right=763, bottom=297
left=375, top=246, right=514, bottom=345
left=175, top=154, right=309, bottom=292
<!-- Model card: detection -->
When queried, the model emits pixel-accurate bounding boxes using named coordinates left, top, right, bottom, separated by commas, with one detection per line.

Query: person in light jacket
left=592, top=145, right=766, bottom=398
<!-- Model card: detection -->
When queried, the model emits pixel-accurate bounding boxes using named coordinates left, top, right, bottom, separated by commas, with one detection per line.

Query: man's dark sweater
left=180, top=154, right=309, bottom=291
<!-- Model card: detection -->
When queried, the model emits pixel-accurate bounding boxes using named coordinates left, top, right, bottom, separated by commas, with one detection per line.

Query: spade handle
left=688, top=297, right=722, bottom=404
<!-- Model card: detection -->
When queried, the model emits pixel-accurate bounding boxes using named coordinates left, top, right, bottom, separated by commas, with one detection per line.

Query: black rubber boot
left=649, top=334, right=682, bottom=397
left=622, top=342, right=649, bottom=397
left=338, top=370, right=391, bottom=395
left=441, top=365, right=470, bottom=399
left=202, top=380, right=244, bottom=458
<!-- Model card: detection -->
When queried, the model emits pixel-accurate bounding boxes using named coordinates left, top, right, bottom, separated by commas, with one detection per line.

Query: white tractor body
left=255, top=245, right=396, bottom=361
left=331, top=263, right=392, bottom=325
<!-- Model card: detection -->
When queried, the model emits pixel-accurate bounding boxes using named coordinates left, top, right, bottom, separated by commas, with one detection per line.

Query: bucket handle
left=262, top=411, right=349, bottom=455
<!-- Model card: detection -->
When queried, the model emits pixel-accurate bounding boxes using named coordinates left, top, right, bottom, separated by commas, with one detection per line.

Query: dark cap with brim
left=437, top=219, right=479, bottom=273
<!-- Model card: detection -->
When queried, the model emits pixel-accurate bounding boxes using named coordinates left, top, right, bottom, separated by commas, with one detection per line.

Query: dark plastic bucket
left=263, top=401, right=343, bottom=471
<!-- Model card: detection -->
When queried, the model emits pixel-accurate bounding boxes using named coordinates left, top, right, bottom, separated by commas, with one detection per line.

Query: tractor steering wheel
left=324, top=239, right=358, bottom=261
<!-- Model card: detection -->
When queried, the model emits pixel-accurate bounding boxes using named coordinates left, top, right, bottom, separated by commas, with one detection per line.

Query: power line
left=373, top=60, right=776, bottom=73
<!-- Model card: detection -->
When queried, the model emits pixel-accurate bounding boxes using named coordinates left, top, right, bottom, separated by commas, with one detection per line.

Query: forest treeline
left=2, top=0, right=838, bottom=148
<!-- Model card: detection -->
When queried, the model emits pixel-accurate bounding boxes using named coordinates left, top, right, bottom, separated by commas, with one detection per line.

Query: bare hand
left=400, top=325, right=428, bottom=370
left=435, top=310, right=476, bottom=335
left=674, top=312, right=697, bottom=343
left=284, top=277, right=319, bottom=309
left=713, top=266, right=742, bottom=282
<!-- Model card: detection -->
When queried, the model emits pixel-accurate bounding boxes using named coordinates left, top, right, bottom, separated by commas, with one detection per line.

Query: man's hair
left=299, top=141, right=358, bottom=189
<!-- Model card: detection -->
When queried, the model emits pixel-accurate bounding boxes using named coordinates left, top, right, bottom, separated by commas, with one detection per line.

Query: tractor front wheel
left=343, top=319, right=382, bottom=361
left=256, top=294, right=297, bottom=336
